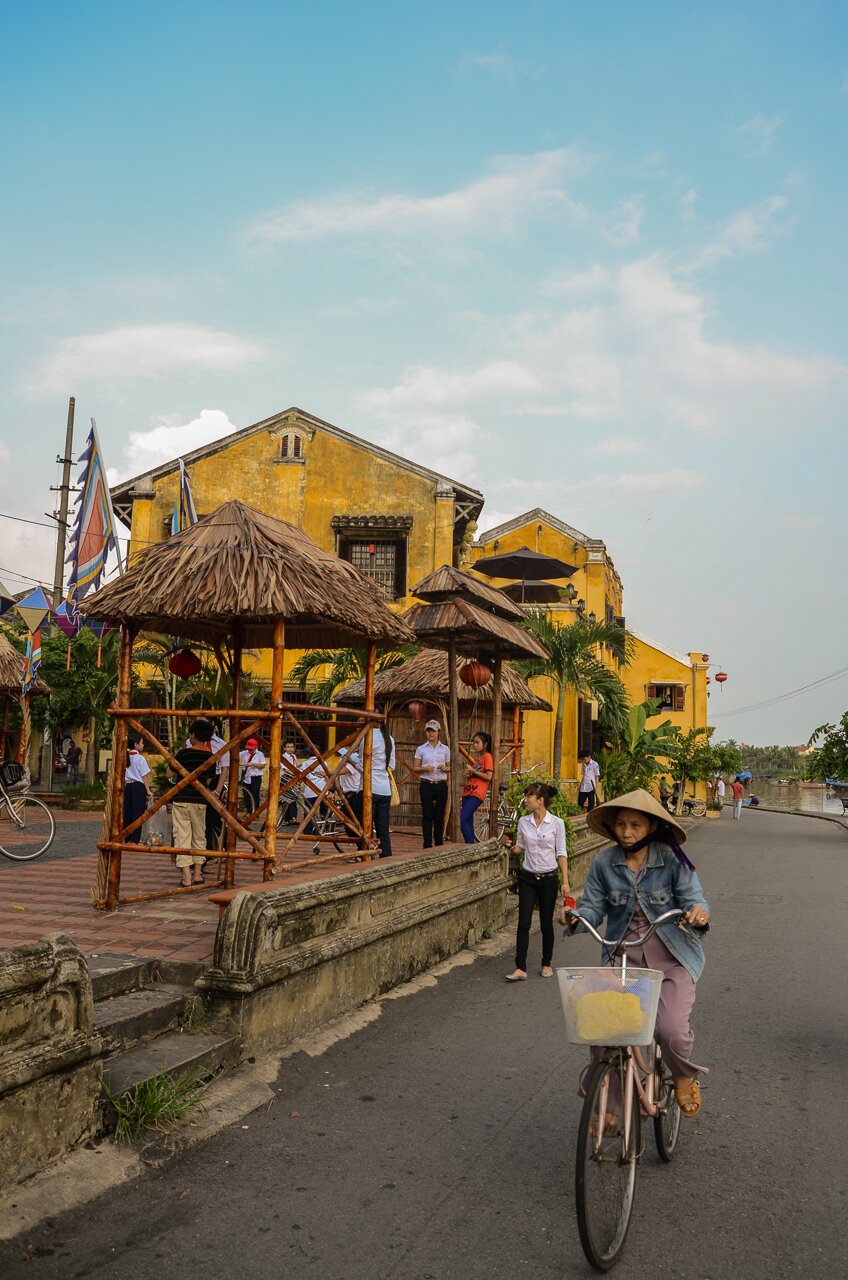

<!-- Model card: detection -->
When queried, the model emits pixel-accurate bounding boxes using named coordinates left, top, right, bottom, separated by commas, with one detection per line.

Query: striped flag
left=66, top=420, right=122, bottom=598
left=21, top=629, right=42, bottom=694
left=177, top=458, right=198, bottom=532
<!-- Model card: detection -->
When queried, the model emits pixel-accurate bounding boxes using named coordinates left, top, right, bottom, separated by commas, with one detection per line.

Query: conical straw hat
left=586, top=787, right=687, bottom=844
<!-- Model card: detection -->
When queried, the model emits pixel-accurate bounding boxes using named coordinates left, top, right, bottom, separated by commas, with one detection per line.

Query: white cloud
left=357, top=254, right=846, bottom=442
left=26, top=324, right=265, bottom=398
left=244, top=149, right=589, bottom=247
left=732, top=112, right=782, bottom=154
left=601, top=196, right=646, bottom=246
left=593, top=437, right=646, bottom=456
left=107, top=409, right=239, bottom=483
left=688, top=195, right=793, bottom=270
left=679, top=187, right=698, bottom=220
left=455, top=47, right=543, bottom=80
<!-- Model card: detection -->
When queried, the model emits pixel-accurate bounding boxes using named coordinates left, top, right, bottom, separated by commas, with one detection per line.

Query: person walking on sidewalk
left=578, top=752, right=600, bottom=811
left=413, top=719, right=451, bottom=848
left=731, top=778, right=744, bottom=819
left=505, top=782, right=570, bottom=982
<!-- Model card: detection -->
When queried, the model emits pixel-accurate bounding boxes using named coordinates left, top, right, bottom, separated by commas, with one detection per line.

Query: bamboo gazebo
left=80, top=500, right=415, bottom=910
left=338, top=647, right=551, bottom=831
left=402, top=567, right=549, bottom=838
left=0, top=630, right=50, bottom=768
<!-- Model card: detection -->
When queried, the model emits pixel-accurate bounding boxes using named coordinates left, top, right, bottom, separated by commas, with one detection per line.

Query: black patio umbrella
left=500, top=579, right=564, bottom=605
left=475, top=545, right=577, bottom=583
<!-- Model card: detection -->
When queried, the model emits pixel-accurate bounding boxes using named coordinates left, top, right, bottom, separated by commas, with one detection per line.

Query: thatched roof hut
left=338, top=648, right=551, bottom=712
left=410, top=565, right=525, bottom=618
left=80, top=499, right=416, bottom=648
left=0, top=630, right=50, bottom=696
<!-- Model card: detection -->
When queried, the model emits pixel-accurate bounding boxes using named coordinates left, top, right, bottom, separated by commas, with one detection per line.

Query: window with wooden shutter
left=646, top=683, right=657, bottom=700
left=577, top=699, right=594, bottom=757
left=673, top=686, right=686, bottom=712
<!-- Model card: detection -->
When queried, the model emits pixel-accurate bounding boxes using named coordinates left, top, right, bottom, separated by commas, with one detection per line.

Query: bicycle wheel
left=688, top=799, right=706, bottom=818
left=0, top=794, right=56, bottom=861
left=473, top=805, right=491, bottom=841
left=575, top=1055, right=640, bottom=1271
left=653, top=1048, right=681, bottom=1162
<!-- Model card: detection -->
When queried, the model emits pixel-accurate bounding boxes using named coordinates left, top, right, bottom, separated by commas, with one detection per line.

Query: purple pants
left=620, top=923, right=707, bottom=1078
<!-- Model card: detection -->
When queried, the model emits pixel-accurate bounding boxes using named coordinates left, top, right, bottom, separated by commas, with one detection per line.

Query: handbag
left=388, top=768, right=400, bottom=807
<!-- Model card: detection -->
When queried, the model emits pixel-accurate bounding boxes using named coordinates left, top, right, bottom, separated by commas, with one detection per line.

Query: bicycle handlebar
left=565, top=906, right=707, bottom=953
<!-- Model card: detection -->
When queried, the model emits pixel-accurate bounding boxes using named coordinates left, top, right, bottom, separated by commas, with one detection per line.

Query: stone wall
left=198, top=839, right=508, bottom=1057
left=0, top=935, right=102, bottom=1189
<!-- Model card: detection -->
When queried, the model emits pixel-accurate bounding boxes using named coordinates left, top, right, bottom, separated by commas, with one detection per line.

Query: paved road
left=2, top=810, right=846, bottom=1279
left=0, top=813, right=102, bottom=867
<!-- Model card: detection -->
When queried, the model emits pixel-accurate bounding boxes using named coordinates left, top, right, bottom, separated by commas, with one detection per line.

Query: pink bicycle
left=558, top=907, right=701, bottom=1270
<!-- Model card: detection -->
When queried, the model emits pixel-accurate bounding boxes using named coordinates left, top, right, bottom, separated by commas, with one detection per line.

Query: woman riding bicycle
left=566, top=788, right=710, bottom=1119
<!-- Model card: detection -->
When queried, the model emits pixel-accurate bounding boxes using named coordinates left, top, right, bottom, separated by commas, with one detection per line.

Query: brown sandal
left=674, top=1078, right=701, bottom=1118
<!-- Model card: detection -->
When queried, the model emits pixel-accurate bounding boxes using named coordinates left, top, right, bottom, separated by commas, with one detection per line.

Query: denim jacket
left=575, top=841, right=710, bottom=982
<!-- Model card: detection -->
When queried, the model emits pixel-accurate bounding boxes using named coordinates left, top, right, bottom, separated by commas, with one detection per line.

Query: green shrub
left=104, top=1068, right=211, bottom=1143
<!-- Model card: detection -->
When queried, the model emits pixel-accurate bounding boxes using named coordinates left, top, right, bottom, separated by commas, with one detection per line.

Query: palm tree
left=517, top=612, right=633, bottom=777
left=289, top=645, right=419, bottom=706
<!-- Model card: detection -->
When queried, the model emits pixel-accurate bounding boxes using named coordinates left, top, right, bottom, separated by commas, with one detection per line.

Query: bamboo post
left=105, top=624, right=134, bottom=910
left=360, top=642, right=376, bottom=852
left=489, top=655, right=503, bottom=839
left=447, top=638, right=460, bottom=842
left=512, top=705, right=520, bottom=770
left=263, top=618, right=285, bottom=880
left=0, top=694, right=8, bottom=760
left=224, top=627, right=243, bottom=889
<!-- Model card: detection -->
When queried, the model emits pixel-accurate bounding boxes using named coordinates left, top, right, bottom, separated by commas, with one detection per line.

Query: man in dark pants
left=577, top=753, right=600, bottom=812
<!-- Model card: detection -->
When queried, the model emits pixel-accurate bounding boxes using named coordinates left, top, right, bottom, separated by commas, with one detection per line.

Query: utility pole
left=51, top=396, right=76, bottom=607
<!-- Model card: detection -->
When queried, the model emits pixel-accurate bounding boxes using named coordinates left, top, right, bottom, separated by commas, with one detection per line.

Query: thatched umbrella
left=403, top=567, right=549, bottom=838
left=80, top=500, right=415, bottom=909
left=0, top=630, right=50, bottom=766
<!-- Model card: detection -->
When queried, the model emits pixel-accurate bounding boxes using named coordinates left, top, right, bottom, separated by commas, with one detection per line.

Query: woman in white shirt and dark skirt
left=124, top=737, right=153, bottom=830
left=369, top=717, right=396, bottom=858
left=505, top=782, right=571, bottom=981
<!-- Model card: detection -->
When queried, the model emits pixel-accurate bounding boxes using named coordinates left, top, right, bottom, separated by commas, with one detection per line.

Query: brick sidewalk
left=0, top=822, right=461, bottom=966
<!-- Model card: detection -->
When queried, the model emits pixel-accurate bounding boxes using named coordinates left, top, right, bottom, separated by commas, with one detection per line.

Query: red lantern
left=168, top=647, right=202, bottom=678
left=408, top=700, right=426, bottom=722
left=706, top=677, right=711, bottom=685
left=715, top=671, right=728, bottom=686
left=459, top=660, right=492, bottom=689
left=702, top=653, right=710, bottom=662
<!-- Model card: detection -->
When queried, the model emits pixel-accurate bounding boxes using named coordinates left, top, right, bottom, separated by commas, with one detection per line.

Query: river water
left=744, top=777, right=845, bottom=816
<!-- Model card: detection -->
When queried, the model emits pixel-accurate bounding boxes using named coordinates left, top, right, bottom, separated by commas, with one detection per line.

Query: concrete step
left=94, top=984, right=196, bottom=1049
left=89, top=954, right=157, bottom=1001
left=101, top=1031, right=240, bottom=1098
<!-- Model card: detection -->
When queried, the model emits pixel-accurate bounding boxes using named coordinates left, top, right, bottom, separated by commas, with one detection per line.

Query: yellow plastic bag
left=575, top=989, right=644, bottom=1041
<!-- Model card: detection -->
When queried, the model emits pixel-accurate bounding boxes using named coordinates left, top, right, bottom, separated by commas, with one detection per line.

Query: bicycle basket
left=0, top=760, right=26, bottom=790
left=556, top=966, right=663, bottom=1046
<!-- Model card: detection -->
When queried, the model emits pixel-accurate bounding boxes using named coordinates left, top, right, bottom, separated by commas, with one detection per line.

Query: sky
left=1, top=1, right=846, bottom=746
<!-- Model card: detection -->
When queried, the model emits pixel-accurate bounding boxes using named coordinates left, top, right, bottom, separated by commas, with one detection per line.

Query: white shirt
left=338, top=749, right=363, bottom=794
left=280, top=751, right=298, bottom=781
left=579, top=759, right=600, bottom=793
left=370, top=727, right=396, bottom=797
left=239, top=749, right=266, bottom=781
left=125, top=751, right=150, bottom=786
left=515, top=811, right=567, bottom=873
left=301, top=756, right=328, bottom=800
left=414, top=740, right=451, bottom=782
left=715, top=779, right=726, bottom=798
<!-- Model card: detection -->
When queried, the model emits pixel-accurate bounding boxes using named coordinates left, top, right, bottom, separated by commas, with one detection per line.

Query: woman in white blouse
left=505, top=782, right=571, bottom=982
left=369, top=718, right=396, bottom=858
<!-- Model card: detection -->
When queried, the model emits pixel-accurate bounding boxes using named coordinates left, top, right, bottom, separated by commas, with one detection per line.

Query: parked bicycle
left=666, top=794, right=707, bottom=819
left=559, top=907, right=705, bottom=1270
left=0, top=760, right=56, bottom=862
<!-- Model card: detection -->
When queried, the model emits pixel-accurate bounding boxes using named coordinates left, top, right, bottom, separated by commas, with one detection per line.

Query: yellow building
left=110, top=413, right=707, bottom=784
left=111, top=406, right=483, bottom=687
left=470, top=508, right=708, bottom=784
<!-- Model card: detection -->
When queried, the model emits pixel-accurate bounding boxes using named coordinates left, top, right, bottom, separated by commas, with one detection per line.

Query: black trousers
left=373, top=794, right=392, bottom=858
left=419, top=780, right=448, bottom=847
left=577, top=789, right=596, bottom=811
left=515, top=871, right=559, bottom=970
left=247, top=776, right=262, bottom=810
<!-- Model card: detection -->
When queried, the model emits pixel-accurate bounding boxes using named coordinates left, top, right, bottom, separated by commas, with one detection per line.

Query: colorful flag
left=66, top=420, right=122, bottom=598
left=21, top=628, right=42, bottom=694
left=14, top=585, right=53, bottom=634
left=177, top=459, right=198, bottom=532
left=0, top=579, right=15, bottom=617
left=55, top=590, right=82, bottom=638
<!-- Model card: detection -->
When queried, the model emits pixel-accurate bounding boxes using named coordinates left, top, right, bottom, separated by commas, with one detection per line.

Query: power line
left=712, top=666, right=848, bottom=718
